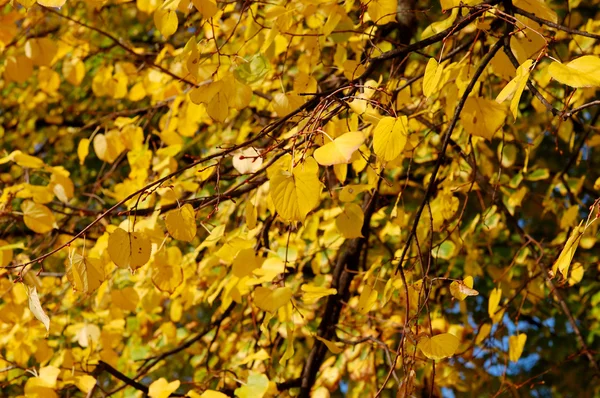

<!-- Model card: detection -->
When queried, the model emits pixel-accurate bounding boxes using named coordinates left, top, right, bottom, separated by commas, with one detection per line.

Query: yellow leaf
left=461, top=96, right=506, bottom=140
left=154, top=9, right=178, bottom=37
left=552, top=223, right=584, bottom=278
left=373, top=116, right=408, bottom=162
left=67, top=253, right=105, bottom=293
left=165, top=204, right=197, bottom=242
left=270, top=157, right=321, bottom=221
left=75, top=375, right=96, bottom=393
left=4, top=55, right=33, bottom=83
left=335, top=203, right=364, bottom=239
left=475, top=323, right=492, bottom=345
left=50, top=170, right=74, bottom=204
left=496, top=59, right=533, bottom=118
left=421, top=8, right=458, bottom=40
left=508, top=333, right=527, bottom=362
left=38, top=366, right=60, bottom=387
left=27, top=286, right=50, bottom=334
left=232, top=248, right=261, bottom=277
left=449, top=276, right=479, bottom=301
left=77, top=138, right=90, bottom=165
left=271, top=92, right=305, bottom=117
left=239, top=348, right=270, bottom=365
left=314, top=131, right=365, bottom=166
left=568, top=262, right=584, bottom=286
left=38, top=67, right=60, bottom=94
left=488, top=287, right=502, bottom=319
left=233, top=147, right=263, bottom=174
left=254, top=286, right=292, bottom=313
left=301, top=284, right=337, bottom=303
left=199, top=391, right=229, bottom=398
left=0, top=239, right=14, bottom=268
left=192, top=0, right=218, bottom=18
left=357, top=284, right=377, bottom=314
left=339, top=184, right=371, bottom=202
left=315, top=335, right=344, bottom=354
left=367, top=0, right=397, bottom=25
left=37, top=0, right=66, bottom=6
left=423, top=58, right=444, bottom=98
left=514, top=0, right=557, bottom=23
left=234, top=373, right=269, bottom=398
left=14, top=151, right=45, bottom=169
left=152, top=248, right=183, bottom=294
left=245, top=201, right=257, bottom=229
left=207, top=91, right=229, bottom=122
left=148, top=378, right=180, bottom=398
left=25, top=38, right=57, bottom=66
left=21, top=200, right=57, bottom=233
left=107, top=228, right=152, bottom=270
left=417, top=333, right=459, bottom=360
left=199, top=224, right=225, bottom=250
left=63, top=57, right=85, bottom=86
left=548, top=55, right=600, bottom=88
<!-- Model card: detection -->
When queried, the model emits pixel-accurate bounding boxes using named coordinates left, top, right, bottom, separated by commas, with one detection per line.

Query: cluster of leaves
left=1, top=0, right=600, bottom=396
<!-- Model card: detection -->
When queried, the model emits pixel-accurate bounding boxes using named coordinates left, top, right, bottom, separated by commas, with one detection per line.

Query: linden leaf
left=21, top=200, right=57, bottom=234
left=254, top=286, right=292, bottom=313
left=270, top=157, right=321, bottom=221
left=461, top=96, right=507, bottom=140
left=421, top=8, right=458, bottom=40
left=313, top=131, right=365, bottom=166
left=514, top=0, right=557, bottom=23
left=27, top=286, right=50, bottom=334
left=552, top=222, right=585, bottom=278
left=107, top=228, right=152, bottom=270
left=423, top=57, right=444, bottom=98
left=165, top=204, right=197, bottom=242
left=36, top=0, right=66, bottom=7
left=0, top=239, right=14, bottom=268
left=77, top=138, right=90, bottom=165
left=67, top=253, right=105, bottom=293
left=154, top=9, right=178, bottom=38
left=148, top=378, right=180, bottom=398
left=450, top=276, right=479, bottom=301
left=234, top=373, right=269, bottom=398
left=373, top=116, right=408, bottom=162
left=496, top=59, right=533, bottom=118
left=4, top=56, right=33, bottom=83
left=488, top=287, right=502, bottom=319
left=357, top=284, right=378, bottom=314
left=335, top=203, right=364, bottom=239
left=301, top=284, right=337, bottom=303
left=476, top=323, right=492, bottom=345
left=548, top=56, right=600, bottom=88
left=508, top=333, right=527, bottom=362
left=152, top=247, right=184, bottom=294
left=192, top=0, right=218, bottom=18
left=367, top=0, right=397, bottom=25
left=418, top=333, right=459, bottom=360
left=75, top=375, right=96, bottom=393
left=315, top=335, right=344, bottom=354
left=200, top=391, right=229, bottom=398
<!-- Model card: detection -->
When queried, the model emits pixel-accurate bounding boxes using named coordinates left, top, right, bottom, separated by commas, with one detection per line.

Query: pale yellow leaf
left=488, top=287, right=502, bottom=319
left=548, top=56, right=600, bottom=88
left=21, top=200, right=57, bottom=234
left=552, top=223, right=585, bottom=278
left=423, top=57, right=444, bottom=98
left=301, top=284, right=337, bottom=303
left=27, top=285, right=50, bottom=334
left=315, top=335, right=344, bottom=354
left=314, top=131, right=365, bottom=166
left=417, top=333, right=459, bottom=360
left=373, top=115, right=408, bottom=162
left=270, top=157, right=321, bottom=221
left=148, top=378, right=180, bottom=398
